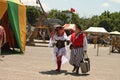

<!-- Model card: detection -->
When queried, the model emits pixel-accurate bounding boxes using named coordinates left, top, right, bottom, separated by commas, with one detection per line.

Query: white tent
left=85, top=27, right=109, bottom=56
left=84, top=27, right=108, bottom=34
left=110, top=31, right=120, bottom=35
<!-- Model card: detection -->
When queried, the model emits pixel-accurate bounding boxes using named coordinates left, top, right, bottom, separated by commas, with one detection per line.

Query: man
left=69, top=24, right=88, bottom=74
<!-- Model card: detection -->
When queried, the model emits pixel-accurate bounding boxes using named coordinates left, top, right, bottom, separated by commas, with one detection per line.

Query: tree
left=47, top=9, right=81, bottom=24
left=26, top=7, right=120, bottom=32
left=98, top=19, right=111, bottom=32
left=98, top=11, right=120, bottom=32
left=26, top=6, right=42, bottom=25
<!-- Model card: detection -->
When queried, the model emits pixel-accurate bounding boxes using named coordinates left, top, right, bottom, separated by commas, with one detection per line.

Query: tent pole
left=97, top=44, right=99, bottom=56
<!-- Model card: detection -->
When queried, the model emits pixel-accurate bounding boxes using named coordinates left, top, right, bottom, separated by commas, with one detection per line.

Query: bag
left=80, top=57, right=90, bottom=73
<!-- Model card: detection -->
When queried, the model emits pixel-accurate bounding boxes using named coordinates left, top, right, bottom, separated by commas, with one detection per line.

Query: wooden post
left=97, top=44, right=99, bottom=56
left=37, top=0, right=47, bottom=18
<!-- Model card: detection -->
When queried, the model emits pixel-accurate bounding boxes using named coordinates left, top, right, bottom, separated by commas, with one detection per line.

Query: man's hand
left=84, top=50, right=87, bottom=54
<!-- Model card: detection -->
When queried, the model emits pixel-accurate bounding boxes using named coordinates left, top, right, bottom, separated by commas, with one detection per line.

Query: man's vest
left=71, top=33, right=85, bottom=47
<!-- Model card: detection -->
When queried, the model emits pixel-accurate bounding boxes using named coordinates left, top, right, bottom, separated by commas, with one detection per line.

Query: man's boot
left=76, top=66, right=79, bottom=74
left=72, top=65, right=76, bottom=72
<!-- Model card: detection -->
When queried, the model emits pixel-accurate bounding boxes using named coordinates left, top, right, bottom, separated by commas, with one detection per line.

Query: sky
left=21, top=0, right=120, bottom=18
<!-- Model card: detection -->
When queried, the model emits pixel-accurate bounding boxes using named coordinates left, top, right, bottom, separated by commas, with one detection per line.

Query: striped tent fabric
left=63, top=24, right=76, bottom=31
left=0, top=0, right=26, bottom=53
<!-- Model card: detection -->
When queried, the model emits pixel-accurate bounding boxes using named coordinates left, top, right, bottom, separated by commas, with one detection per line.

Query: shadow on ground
left=39, top=70, right=90, bottom=76
left=40, top=70, right=67, bottom=75
left=26, top=42, right=49, bottom=47
left=65, top=72, right=90, bottom=76
left=1, top=49, right=22, bottom=55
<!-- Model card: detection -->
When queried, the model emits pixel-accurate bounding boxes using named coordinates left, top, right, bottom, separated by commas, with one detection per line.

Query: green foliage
left=26, top=7, right=120, bottom=32
left=47, top=9, right=80, bottom=24
left=80, top=11, right=120, bottom=32
left=48, top=9, right=67, bottom=24
left=26, top=6, right=42, bottom=25
left=71, top=13, right=80, bottom=24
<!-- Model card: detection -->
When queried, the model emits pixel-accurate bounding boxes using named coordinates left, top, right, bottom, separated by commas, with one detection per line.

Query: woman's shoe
left=55, top=69, right=60, bottom=72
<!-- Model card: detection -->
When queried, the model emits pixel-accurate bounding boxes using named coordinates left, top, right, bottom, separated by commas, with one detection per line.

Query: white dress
left=49, top=33, right=69, bottom=64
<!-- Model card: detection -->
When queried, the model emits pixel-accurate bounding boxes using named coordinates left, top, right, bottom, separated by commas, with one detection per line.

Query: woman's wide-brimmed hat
left=54, top=24, right=63, bottom=28
left=54, top=24, right=64, bottom=32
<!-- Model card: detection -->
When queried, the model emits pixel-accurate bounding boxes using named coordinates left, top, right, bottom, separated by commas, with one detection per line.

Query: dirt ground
left=0, top=44, right=120, bottom=80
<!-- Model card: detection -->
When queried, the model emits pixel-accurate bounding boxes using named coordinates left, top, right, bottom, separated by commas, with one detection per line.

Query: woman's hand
left=69, top=44, right=73, bottom=49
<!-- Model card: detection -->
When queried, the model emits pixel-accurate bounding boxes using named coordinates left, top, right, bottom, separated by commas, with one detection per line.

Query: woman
left=69, top=24, right=88, bottom=74
left=49, top=24, right=69, bottom=72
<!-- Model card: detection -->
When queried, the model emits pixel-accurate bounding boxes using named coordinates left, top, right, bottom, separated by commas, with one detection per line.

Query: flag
left=70, top=8, right=75, bottom=13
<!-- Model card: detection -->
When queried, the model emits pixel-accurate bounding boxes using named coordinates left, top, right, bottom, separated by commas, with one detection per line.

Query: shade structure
left=63, top=24, right=76, bottom=31
left=110, top=31, right=120, bottom=35
left=84, top=27, right=108, bottom=34
left=0, top=0, right=26, bottom=53
left=85, top=27, right=109, bottom=56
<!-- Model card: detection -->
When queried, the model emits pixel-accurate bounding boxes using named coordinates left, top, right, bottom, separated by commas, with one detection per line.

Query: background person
left=0, top=25, right=6, bottom=58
